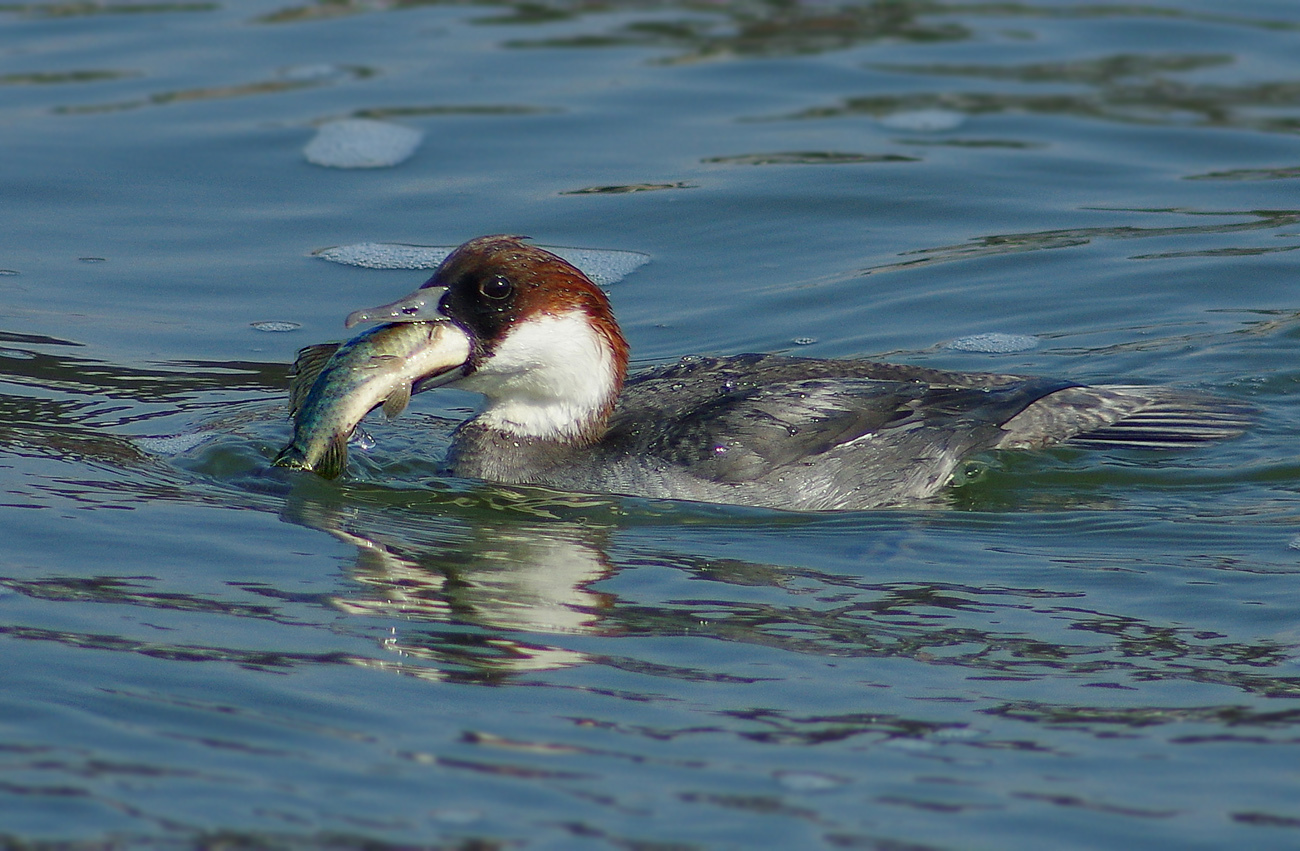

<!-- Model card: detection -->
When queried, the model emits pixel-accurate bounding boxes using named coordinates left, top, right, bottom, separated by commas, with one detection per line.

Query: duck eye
left=479, top=275, right=512, bottom=300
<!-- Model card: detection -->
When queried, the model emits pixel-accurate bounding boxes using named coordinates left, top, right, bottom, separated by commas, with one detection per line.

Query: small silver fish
left=273, top=321, right=470, bottom=478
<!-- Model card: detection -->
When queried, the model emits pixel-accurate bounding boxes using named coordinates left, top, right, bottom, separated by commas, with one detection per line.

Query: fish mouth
left=345, top=285, right=449, bottom=328
left=407, top=319, right=474, bottom=391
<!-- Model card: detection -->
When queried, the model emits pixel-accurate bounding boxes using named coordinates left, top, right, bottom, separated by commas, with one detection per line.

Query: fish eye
left=479, top=275, right=512, bottom=300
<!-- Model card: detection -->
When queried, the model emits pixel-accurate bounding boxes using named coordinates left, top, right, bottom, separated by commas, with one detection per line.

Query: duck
left=284, top=234, right=1251, bottom=510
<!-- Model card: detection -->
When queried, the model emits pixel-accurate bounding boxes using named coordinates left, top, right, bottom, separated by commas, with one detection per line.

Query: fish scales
left=274, top=321, right=468, bottom=478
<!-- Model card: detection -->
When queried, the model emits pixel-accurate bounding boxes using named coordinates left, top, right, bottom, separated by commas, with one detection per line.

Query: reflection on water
left=3, top=2, right=217, bottom=14
left=0, top=70, right=138, bottom=85
left=1190, top=166, right=1300, bottom=181
left=786, top=65, right=1300, bottom=135
left=873, top=53, right=1236, bottom=84
left=246, top=0, right=1300, bottom=72
left=257, top=0, right=969, bottom=54
left=54, top=65, right=376, bottom=115
left=504, top=3, right=968, bottom=59
left=561, top=182, right=696, bottom=194
left=704, top=151, right=919, bottom=165
left=863, top=208, right=1300, bottom=273
left=285, top=495, right=613, bottom=677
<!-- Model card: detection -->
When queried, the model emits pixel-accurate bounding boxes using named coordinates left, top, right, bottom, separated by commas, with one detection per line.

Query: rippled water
left=3, top=1, right=1300, bottom=848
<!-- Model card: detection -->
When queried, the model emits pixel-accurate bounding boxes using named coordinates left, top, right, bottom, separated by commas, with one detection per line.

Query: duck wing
left=615, top=360, right=1072, bottom=483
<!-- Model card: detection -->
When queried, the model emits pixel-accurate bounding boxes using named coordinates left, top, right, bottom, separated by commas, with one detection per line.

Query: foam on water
left=315, top=243, right=455, bottom=270
left=548, top=246, right=652, bottom=286
left=249, top=321, right=301, bottom=332
left=946, top=332, right=1040, bottom=353
left=134, top=431, right=219, bottom=455
left=315, top=243, right=651, bottom=286
left=304, top=119, right=424, bottom=169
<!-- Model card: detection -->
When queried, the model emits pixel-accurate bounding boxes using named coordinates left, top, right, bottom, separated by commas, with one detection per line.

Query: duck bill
left=345, top=285, right=448, bottom=328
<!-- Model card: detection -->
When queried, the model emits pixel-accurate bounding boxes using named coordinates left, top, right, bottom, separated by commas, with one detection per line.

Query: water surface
left=3, top=1, right=1300, bottom=848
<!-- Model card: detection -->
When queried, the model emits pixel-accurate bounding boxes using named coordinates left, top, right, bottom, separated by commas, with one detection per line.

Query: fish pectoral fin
left=287, top=342, right=343, bottom=417
left=382, top=381, right=412, bottom=420
left=314, top=434, right=350, bottom=480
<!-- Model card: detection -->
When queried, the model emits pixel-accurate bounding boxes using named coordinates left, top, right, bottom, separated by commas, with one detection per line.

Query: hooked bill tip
left=343, top=306, right=382, bottom=328
left=344, top=286, right=448, bottom=328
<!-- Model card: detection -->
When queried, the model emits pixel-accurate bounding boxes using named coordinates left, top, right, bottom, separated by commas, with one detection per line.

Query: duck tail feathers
left=1064, top=385, right=1254, bottom=450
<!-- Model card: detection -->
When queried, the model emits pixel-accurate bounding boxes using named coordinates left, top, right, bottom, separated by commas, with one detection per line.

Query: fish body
left=273, top=321, right=469, bottom=478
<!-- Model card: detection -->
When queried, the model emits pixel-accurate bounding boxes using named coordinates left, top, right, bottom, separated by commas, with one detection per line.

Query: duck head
left=346, top=235, right=630, bottom=444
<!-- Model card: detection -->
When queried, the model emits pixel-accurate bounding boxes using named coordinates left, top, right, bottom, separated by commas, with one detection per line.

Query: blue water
left=4, top=0, right=1300, bottom=847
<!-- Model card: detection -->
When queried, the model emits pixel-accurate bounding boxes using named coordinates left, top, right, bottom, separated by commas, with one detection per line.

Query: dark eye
left=479, top=275, right=512, bottom=300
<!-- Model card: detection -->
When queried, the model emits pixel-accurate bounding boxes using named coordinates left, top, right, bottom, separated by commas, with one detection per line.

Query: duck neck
left=459, top=311, right=627, bottom=446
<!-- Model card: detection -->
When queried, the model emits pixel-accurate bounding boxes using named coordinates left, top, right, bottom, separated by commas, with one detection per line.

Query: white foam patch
left=315, top=243, right=454, bottom=270
left=304, top=119, right=423, bottom=169
left=134, top=431, right=218, bottom=455
left=946, top=332, right=1040, bottom=353
left=548, top=247, right=651, bottom=286
left=878, top=109, right=966, bottom=132
left=250, top=320, right=301, bottom=332
left=315, top=243, right=651, bottom=286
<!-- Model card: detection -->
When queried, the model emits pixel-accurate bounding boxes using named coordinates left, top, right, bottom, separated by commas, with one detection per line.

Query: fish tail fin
left=1066, top=386, right=1255, bottom=450
left=269, top=441, right=309, bottom=475
left=272, top=442, right=311, bottom=470
left=272, top=436, right=349, bottom=479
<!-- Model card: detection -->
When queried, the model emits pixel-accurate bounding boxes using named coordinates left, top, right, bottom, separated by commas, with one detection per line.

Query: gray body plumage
left=446, top=354, right=1252, bottom=511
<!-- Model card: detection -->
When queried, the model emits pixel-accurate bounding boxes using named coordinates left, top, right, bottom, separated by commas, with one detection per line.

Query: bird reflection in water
left=280, top=489, right=617, bottom=680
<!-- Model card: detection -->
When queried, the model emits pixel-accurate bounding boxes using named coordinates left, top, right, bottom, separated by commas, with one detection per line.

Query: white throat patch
left=460, top=311, right=617, bottom=439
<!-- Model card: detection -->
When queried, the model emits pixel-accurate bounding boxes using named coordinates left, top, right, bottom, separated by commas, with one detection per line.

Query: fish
left=273, top=320, right=470, bottom=479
